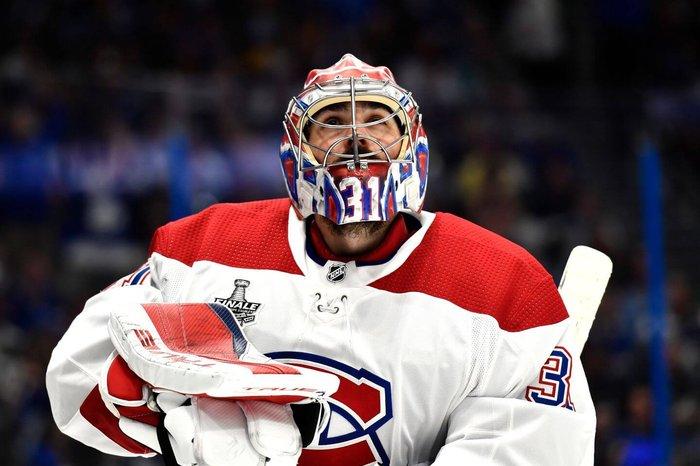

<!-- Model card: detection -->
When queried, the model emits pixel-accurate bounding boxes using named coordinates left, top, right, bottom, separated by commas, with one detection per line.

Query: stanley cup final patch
left=213, top=279, right=262, bottom=327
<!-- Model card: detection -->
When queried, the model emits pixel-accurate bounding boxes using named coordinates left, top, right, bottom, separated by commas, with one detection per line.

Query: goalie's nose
left=325, top=132, right=388, bottom=166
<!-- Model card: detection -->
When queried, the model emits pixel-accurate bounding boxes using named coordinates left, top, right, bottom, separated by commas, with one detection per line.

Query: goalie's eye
left=313, top=103, right=349, bottom=128
left=323, top=116, right=343, bottom=126
left=367, top=115, right=386, bottom=124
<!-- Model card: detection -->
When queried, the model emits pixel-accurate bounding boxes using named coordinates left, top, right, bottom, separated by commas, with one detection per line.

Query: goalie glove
left=99, top=364, right=329, bottom=466
left=108, top=302, right=339, bottom=400
left=159, top=396, right=320, bottom=466
left=104, top=302, right=339, bottom=465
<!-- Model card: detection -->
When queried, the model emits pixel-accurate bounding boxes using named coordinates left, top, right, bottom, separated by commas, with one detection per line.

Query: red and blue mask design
left=280, top=54, right=429, bottom=225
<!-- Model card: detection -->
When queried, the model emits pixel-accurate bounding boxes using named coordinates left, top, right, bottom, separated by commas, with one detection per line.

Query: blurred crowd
left=0, top=1, right=698, bottom=465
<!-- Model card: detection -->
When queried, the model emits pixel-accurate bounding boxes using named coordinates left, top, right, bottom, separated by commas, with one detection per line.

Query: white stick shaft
left=558, top=246, right=613, bottom=356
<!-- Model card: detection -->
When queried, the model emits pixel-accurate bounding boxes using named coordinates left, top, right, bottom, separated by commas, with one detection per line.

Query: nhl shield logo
left=214, top=279, right=262, bottom=327
left=326, top=264, right=347, bottom=283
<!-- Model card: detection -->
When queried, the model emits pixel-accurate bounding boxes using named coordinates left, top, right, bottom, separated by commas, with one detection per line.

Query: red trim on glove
left=80, top=386, right=154, bottom=455
left=116, top=405, right=160, bottom=427
left=107, top=355, right=145, bottom=401
left=106, top=355, right=161, bottom=426
left=140, top=303, right=302, bottom=375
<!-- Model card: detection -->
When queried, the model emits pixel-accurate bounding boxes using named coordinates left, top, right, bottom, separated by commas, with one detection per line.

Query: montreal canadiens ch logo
left=268, top=351, right=393, bottom=466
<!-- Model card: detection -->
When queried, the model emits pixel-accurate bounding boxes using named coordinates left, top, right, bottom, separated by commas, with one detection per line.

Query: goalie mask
left=280, top=53, right=429, bottom=225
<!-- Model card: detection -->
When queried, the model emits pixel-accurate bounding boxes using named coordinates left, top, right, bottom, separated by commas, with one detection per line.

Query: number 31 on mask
left=338, top=176, right=382, bottom=222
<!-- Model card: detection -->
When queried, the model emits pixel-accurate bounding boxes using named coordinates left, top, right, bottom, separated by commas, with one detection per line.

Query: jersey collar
left=287, top=207, right=436, bottom=287
left=305, top=214, right=419, bottom=267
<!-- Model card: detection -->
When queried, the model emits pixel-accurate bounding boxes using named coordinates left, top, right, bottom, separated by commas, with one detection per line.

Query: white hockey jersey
left=47, top=198, right=596, bottom=465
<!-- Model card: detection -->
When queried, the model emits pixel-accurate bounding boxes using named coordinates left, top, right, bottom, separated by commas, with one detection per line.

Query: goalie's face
left=305, top=101, right=403, bottom=166
left=279, top=62, right=428, bottom=230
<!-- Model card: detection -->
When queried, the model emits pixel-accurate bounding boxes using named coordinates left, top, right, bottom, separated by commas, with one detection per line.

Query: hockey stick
left=557, top=246, right=613, bottom=356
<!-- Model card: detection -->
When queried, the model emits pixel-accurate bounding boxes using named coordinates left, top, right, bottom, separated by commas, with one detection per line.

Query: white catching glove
left=107, top=302, right=339, bottom=465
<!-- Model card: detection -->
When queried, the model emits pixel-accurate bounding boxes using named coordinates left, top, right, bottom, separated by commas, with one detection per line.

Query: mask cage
left=283, top=76, right=421, bottom=173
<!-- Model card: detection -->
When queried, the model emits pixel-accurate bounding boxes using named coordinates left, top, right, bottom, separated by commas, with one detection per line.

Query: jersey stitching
left=62, top=403, right=91, bottom=432
left=510, top=275, right=562, bottom=326
left=53, top=357, right=100, bottom=431
left=67, top=355, right=100, bottom=384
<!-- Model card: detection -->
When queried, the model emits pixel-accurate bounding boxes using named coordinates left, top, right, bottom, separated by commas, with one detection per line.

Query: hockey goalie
left=47, top=54, right=610, bottom=465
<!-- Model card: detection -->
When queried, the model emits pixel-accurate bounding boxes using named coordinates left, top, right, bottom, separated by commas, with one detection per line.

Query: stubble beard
left=314, top=214, right=391, bottom=256
left=325, top=219, right=387, bottom=239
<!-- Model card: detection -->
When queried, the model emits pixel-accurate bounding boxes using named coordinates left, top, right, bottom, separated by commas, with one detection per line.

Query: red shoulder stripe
left=370, top=213, right=568, bottom=332
left=149, top=199, right=302, bottom=275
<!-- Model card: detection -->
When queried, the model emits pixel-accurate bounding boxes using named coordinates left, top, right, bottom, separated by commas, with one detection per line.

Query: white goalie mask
left=280, top=54, right=429, bottom=225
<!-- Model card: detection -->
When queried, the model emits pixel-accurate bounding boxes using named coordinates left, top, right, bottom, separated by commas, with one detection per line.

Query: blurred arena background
left=0, top=1, right=697, bottom=465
